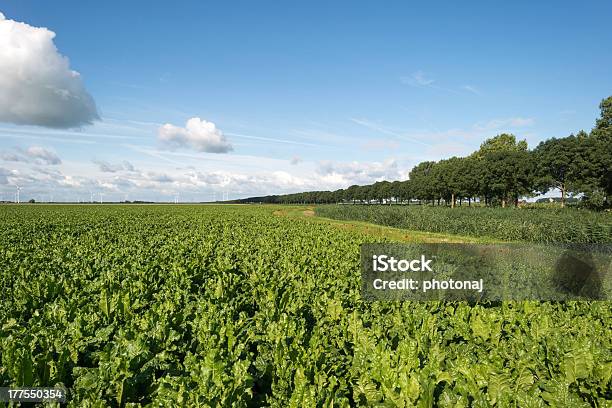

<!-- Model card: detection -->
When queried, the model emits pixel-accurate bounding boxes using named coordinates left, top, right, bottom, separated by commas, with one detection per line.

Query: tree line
left=236, top=97, right=611, bottom=209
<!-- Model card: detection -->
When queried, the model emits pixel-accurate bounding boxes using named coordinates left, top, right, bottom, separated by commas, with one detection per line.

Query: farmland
left=316, top=204, right=612, bottom=243
left=1, top=204, right=611, bottom=407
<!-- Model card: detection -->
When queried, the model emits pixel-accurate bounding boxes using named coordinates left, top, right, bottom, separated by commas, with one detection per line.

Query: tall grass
left=315, top=205, right=612, bottom=243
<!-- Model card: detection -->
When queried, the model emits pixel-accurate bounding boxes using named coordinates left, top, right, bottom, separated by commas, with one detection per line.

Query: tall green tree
left=401, top=180, right=414, bottom=204
left=474, top=133, right=528, bottom=158
left=445, top=157, right=464, bottom=207
left=472, top=134, right=531, bottom=206
left=430, top=157, right=464, bottom=207
left=459, top=156, right=481, bottom=206
left=533, top=135, right=581, bottom=207
left=484, top=149, right=534, bottom=207
left=408, top=161, right=436, bottom=204
left=391, top=181, right=403, bottom=203
left=345, top=185, right=359, bottom=204
left=589, top=96, right=612, bottom=205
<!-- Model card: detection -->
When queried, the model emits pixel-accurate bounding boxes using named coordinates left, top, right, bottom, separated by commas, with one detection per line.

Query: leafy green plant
left=0, top=205, right=610, bottom=406
left=316, top=204, right=612, bottom=243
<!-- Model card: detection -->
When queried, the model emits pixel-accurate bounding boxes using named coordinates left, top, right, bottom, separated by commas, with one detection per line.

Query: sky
left=0, top=1, right=611, bottom=202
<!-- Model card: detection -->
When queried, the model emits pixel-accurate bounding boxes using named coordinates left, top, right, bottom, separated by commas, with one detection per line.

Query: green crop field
left=1, top=205, right=611, bottom=407
left=316, top=205, right=612, bottom=243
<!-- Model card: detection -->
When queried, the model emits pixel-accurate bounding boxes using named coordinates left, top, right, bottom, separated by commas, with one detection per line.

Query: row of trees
left=238, top=97, right=611, bottom=209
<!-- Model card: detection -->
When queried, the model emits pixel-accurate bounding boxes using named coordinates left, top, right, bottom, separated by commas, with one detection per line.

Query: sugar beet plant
left=0, top=205, right=611, bottom=406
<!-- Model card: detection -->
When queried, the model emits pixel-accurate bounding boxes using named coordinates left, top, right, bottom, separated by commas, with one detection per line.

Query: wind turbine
left=99, top=192, right=103, bottom=204
left=16, top=186, right=21, bottom=204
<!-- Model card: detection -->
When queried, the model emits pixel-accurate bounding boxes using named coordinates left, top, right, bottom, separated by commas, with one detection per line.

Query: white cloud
left=0, top=167, right=11, bottom=184
left=0, top=145, right=61, bottom=165
left=0, top=154, right=414, bottom=201
left=316, top=159, right=401, bottom=186
left=145, top=172, right=174, bottom=183
left=474, top=117, right=535, bottom=131
left=93, top=159, right=135, bottom=173
left=271, top=170, right=305, bottom=188
left=0, top=13, right=99, bottom=128
left=0, top=151, right=27, bottom=163
left=58, top=175, right=81, bottom=188
left=158, top=117, right=233, bottom=153
left=195, top=172, right=225, bottom=185
left=25, top=146, right=62, bottom=165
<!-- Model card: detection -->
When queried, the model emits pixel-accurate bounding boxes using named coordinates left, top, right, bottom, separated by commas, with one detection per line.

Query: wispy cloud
left=461, top=85, right=481, bottom=95
left=0, top=126, right=141, bottom=141
left=93, top=159, right=136, bottom=173
left=123, top=144, right=186, bottom=167
left=106, top=81, right=151, bottom=90
left=400, top=71, right=461, bottom=94
left=1, top=146, right=62, bottom=165
left=360, top=139, right=401, bottom=151
left=226, top=132, right=324, bottom=148
left=558, top=110, right=576, bottom=121
left=350, top=118, right=431, bottom=146
left=400, top=71, right=435, bottom=87
left=0, top=131, right=97, bottom=145
left=401, top=71, right=482, bottom=96
left=289, top=128, right=349, bottom=145
left=474, top=117, right=535, bottom=131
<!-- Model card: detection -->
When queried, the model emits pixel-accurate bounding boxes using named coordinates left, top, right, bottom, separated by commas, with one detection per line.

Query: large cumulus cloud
left=0, top=12, right=99, bottom=128
left=158, top=117, right=233, bottom=153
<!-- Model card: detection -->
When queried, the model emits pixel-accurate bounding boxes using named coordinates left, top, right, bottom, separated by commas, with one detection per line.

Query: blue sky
left=0, top=1, right=611, bottom=202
